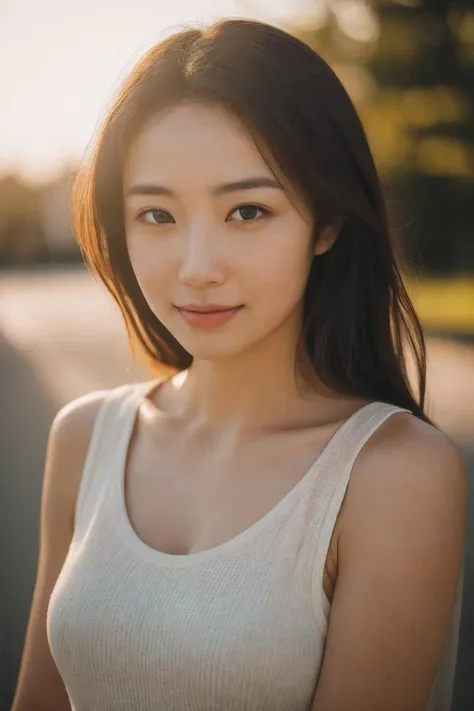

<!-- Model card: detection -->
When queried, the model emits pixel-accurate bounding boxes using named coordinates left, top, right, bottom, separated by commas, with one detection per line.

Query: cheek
left=247, top=229, right=313, bottom=306
left=126, top=240, right=173, bottom=301
left=128, top=243, right=173, bottom=320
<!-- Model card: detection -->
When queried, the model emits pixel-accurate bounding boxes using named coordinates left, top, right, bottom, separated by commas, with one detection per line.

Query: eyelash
left=135, top=204, right=272, bottom=226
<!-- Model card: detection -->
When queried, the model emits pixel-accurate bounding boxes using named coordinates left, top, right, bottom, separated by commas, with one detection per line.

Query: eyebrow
left=125, top=176, right=284, bottom=199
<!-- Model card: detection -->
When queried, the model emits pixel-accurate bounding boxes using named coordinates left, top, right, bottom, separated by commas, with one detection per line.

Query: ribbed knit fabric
left=47, top=381, right=463, bottom=711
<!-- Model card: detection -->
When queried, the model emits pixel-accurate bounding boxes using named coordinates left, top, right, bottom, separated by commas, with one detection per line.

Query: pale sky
left=0, top=0, right=317, bottom=183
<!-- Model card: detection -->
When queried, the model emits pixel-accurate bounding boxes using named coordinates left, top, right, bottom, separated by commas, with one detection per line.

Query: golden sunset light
left=1, top=0, right=309, bottom=183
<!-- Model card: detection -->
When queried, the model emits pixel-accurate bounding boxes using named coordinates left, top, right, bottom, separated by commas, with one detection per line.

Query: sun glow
left=0, top=0, right=310, bottom=183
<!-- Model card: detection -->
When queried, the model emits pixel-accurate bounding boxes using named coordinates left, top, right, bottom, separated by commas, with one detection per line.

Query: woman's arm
left=11, top=391, right=108, bottom=711
left=312, top=413, right=466, bottom=711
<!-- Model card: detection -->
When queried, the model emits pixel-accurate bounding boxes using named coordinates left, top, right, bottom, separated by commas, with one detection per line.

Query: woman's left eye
left=228, top=205, right=270, bottom=222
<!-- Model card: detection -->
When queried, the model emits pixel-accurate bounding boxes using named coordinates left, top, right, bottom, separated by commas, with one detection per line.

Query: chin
left=163, top=312, right=275, bottom=362
left=170, top=329, right=252, bottom=361
left=179, top=342, right=245, bottom=362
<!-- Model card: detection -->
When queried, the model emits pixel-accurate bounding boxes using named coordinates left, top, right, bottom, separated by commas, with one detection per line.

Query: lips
left=175, top=305, right=244, bottom=328
left=176, top=304, right=241, bottom=313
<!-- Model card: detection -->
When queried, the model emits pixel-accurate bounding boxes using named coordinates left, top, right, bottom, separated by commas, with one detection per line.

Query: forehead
left=122, top=102, right=275, bottom=185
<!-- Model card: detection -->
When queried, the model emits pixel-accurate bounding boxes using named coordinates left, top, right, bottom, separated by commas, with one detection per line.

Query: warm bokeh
left=1, top=2, right=473, bottom=710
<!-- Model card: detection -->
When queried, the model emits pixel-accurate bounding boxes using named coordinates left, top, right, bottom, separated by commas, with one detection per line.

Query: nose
left=178, top=226, right=225, bottom=288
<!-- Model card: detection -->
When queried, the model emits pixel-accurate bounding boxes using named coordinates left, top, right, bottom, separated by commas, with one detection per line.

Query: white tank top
left=46, top=381, right=463, bottom=711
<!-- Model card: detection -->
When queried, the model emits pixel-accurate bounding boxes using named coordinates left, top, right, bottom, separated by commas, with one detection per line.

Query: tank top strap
left=74, top=381, right=145, bottom=532
left=310, top=400, right=412, bottom=630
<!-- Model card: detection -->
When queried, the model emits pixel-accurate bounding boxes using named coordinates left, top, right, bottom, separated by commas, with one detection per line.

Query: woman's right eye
left=136, top=209, right=175, bottom=225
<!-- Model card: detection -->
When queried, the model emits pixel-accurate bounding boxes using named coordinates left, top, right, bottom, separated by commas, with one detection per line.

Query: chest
left=48, top=536, right=324, bottom=711
left=123, top=422, right=341, bottom=600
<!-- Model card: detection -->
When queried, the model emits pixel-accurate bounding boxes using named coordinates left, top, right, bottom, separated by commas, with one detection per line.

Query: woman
left=12, top=18, right=466, bottom=711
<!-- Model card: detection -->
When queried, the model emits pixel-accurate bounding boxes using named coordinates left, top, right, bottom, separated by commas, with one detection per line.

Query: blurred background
left=1, top=0, right=473, bottom=708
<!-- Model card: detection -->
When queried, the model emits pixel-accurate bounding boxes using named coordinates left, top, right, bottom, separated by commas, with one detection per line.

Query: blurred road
left=1, top=263, right=473, bottom=441
left=0, top=264, right=148, bottom=406
left=0, top=264, right=473, bottom=710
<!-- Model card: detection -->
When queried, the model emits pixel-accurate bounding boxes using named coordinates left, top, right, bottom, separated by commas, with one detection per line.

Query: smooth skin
left=11, top=392, right=108, bottom=710
left=12, top=101, right=466, bottom=711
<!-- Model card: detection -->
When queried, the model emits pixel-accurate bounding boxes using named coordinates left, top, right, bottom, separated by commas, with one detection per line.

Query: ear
left=313, top=218, right=343, bottom=257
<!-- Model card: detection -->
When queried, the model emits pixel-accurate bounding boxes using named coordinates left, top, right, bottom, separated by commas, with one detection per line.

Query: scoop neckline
left=112, top=378, right=379, bottom=568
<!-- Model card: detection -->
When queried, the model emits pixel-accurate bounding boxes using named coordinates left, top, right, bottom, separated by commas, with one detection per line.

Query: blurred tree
left=0, top=167, right=82, bottom=266
left=287, top=0, right=474, bottom=275
left=0, top=175, right=46, bottom=266
left=367, top=0, right=474, bottom=275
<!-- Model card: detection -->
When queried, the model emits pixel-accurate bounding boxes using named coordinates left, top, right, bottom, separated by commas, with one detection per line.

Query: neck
left=163, top=319, right=339, bottom=435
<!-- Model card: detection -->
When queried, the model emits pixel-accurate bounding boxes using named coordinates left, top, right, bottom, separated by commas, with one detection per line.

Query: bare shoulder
left=10, top=388, right=113, bottom=710
left=346, top=410, right=466, bottom=523
left=337, top=409, right=467, bottom=555
left=311, top=411, right=467, bottom=710
left=364, top=407, right=465, bottom=471
left=54, top=388, right=111, bottom=442
left=48, top=388, right=112, bottom=526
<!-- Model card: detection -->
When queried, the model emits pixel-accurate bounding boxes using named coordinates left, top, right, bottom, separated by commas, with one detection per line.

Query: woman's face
left=123, top=102, right=330, bottom=362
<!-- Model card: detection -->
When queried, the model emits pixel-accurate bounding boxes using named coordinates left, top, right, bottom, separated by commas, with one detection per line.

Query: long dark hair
left=72, top=18, right=434, bottom=425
